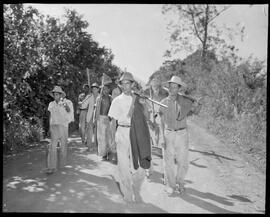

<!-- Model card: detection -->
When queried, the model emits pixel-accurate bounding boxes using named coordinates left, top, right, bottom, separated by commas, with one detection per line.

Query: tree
left=162, top=4, right=245, bottom=65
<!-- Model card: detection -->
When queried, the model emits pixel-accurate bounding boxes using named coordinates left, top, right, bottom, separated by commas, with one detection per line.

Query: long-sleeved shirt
left=48, top=99, right=74, bottom=127
left=159, top=95, right=194, bottom=130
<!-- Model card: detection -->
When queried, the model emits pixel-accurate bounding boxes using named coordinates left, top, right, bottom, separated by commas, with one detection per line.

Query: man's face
left=53, top=92, right=61, bottom=101
left=92, top=87, right=99, bottom=95
left=84, top=86, right=89, bottom=93
left=151, top=79, right=160, bottom=90
left=169, top=83, right=180, bottom=96
left=103, top=85, right=110, bottom=95
left=120, top=80, right=132, bottom=94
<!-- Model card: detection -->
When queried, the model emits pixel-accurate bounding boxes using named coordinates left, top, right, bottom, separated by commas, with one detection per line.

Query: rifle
left=162, top=86, right=201, bottom=103
left=132, top=91, right=168, bottom=108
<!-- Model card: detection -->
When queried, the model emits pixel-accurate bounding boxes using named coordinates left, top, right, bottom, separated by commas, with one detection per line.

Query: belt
left=118, top=124, right=131, bottom=128
left=166, top=128, right=186, bottom=131
left=80, top=108, right=88, bottom=111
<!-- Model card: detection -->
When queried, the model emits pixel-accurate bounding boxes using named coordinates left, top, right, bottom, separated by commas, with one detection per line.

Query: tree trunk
left=202, top=4, right=209, bottom=63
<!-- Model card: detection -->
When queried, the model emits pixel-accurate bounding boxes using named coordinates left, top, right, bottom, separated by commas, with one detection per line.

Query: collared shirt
left=48, top=99, right=74, bottom=127
left=78, top=93, right=91, bottom=109
left=108, top=93, right=133, bottom=125
left=159, top=95, right=193, bottom=130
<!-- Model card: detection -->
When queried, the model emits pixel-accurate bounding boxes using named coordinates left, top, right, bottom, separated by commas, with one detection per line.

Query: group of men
left=46, top=71, right=201, bottom=203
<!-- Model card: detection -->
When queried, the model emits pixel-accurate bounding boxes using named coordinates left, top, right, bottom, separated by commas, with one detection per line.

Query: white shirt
left=48, top=99, right=74, bottom=127
left=108, top=93, right=133, bottom=125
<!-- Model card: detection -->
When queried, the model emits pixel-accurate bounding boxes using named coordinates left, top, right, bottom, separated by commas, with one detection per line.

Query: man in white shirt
left=108, top=72, right=146, bottom=203
left=47, top=86, right=74, bottom=174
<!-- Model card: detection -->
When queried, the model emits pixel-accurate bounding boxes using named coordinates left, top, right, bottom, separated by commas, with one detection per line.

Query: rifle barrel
left=132, top=91, right=168, bottom=108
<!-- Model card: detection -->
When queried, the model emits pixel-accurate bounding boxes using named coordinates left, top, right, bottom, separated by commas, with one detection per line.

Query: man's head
left=167, top=76, right=186, bottom=97
left=50, top=86, right=66, bottom=102
left=102, top=85, right=110, bottom=95
left=91, top=83, right=100, bottom=95
left=119, top=72, right=134, bottom=94
left=150, top=76, right=161, bottom=91
left=83, top=84, right=90, bottom=94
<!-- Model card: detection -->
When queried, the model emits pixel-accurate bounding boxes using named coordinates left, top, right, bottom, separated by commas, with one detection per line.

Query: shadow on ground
left=3, top=138, right=166, bottom=213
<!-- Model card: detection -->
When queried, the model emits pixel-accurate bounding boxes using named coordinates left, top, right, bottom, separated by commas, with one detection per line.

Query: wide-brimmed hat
left=49, top=86, right=66, bottom=98
left=166, top=76, right=187, bottom=88
left=119, top=72, right=134, bottom=83
left=91, top=82, right=100, bottom=88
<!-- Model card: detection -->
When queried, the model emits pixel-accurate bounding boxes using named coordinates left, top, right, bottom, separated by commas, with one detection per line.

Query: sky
left=24, top=4, right=268, bottom=83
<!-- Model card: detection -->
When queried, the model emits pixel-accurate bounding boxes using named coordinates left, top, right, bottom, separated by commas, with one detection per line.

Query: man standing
left=47, top=86, right=74, bottom=174
left=78, top=84, right=91, bottom=146
left=108, top=72, right=150, bottom=202
left=95, top=75, right=113, bottom=160
left=159, top=76, right=201, bottom=194
left=144, top=76, right=168, bottom=178
left=85, top=83, right=100, bottom=152
left=144, top=76, right=168, bottom=148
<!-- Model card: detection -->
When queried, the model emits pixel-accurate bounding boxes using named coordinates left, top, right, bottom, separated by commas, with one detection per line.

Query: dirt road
left=3, top=119, right=265, bottom=213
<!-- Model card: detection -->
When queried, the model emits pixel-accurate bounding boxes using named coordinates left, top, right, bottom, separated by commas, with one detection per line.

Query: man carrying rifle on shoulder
left=159, top=75, right=202, bottom=195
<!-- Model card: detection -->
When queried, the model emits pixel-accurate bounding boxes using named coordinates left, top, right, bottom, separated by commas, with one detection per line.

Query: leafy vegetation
left=3, top=4, right=122, bottom=153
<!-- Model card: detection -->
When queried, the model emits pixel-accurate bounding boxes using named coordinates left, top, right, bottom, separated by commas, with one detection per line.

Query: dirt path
left=3, top=120, right=265, bottom=213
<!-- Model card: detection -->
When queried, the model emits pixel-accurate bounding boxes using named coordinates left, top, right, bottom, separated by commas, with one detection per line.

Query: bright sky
left=24, top=4, right=268, bottom=82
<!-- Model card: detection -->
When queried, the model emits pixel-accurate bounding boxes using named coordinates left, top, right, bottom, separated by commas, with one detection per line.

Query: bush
left=3, top=110, right=44, bottom=153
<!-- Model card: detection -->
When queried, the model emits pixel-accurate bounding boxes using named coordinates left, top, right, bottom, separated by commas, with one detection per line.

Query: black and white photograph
left=3, top=3, right=267, bottom=213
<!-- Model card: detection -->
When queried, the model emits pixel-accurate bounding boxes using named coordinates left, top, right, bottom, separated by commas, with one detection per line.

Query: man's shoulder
left=160, top=97, right=169, bottom=104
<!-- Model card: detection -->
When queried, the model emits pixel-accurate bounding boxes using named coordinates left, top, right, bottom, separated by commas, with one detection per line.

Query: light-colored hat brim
left=166, top=80, right=187, bottom=88
left=49, top=91, right=66, bottom=98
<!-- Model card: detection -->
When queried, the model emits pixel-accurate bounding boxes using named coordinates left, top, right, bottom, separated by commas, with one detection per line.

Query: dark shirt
left=99, top=94, right=112, bottom=116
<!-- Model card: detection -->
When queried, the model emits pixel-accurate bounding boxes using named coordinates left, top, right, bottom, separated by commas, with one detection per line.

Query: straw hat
left=166, top=76, right=187, bottom=88
left=91, top=83, right=100, bottom=88
left=49, top=86, right=66, bottom=98
left=119, top=72, right=135, bottom=83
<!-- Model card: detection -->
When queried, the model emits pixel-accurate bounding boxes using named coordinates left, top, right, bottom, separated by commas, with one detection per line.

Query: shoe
left=101, top=155, right=108, bottom=161
left=175, top=183, right=185, bottom=194
left=164, top=186, right=174, bottom=194
left=45, top=168, right=56, bottom=175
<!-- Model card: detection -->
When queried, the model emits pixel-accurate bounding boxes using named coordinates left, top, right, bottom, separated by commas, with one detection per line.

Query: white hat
left=49, top=86, right=66, bottom=98
left=166, top=76, right=187, bottom=88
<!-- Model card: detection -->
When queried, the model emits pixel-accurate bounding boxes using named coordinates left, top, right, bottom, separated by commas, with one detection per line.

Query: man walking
left=78, top=84, right=91, bottom=146
left=108, top=72, right=151, bottom=202
left=159, top=75, right=201, bottom=194
left=47, top=86, right=74, bottom=174
left=85, top=83, right=100, bottom=152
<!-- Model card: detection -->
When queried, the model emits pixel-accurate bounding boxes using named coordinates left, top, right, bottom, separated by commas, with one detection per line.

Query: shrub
left=3, top=109, right=44, bottom=153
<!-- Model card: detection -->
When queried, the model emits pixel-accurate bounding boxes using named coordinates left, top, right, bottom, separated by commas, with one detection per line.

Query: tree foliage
left=3, top=4, right=122, bottom=151
left=162, top=4, right=245, bottom=63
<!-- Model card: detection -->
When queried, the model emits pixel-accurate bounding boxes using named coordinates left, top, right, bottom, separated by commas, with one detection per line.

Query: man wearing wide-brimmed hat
left=47, top=86, right=74, bottom=174
left=77, top=84, right=92, bottom=147
left=159, top=75, right=201, bottom=194
left=108, top=71, right=151, bottom=202
left=85, top=82, right=100, bottom=152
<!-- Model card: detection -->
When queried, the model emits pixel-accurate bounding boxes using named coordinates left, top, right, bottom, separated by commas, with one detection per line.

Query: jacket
left=130, top=96, right=151, bottom=170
